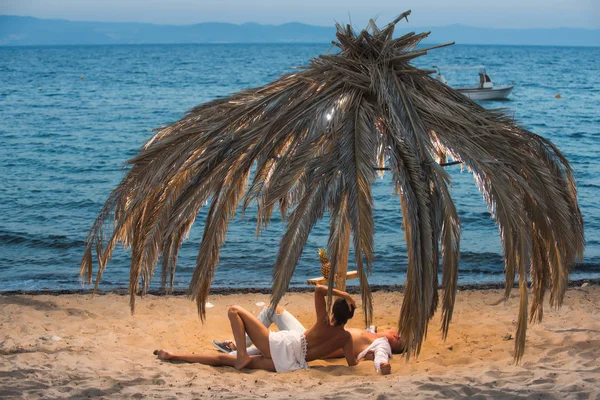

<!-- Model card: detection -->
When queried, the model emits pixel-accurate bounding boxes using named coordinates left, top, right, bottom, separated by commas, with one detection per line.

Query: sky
left=1, top=0, right=598, bottom=29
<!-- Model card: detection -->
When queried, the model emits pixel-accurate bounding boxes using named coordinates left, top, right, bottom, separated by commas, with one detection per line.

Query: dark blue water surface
left=0, top=43, right=599, bottom=291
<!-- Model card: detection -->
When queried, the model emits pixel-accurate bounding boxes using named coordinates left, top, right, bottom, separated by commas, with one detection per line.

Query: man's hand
left=345, top=296, right=356, bottom=311
left=379, top=362, right=391, bottom=375
left=316, top=285, right=356, bottom=311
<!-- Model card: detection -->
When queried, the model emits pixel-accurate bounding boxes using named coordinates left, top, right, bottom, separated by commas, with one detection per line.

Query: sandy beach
left=1, top=284, right=599, bottom=399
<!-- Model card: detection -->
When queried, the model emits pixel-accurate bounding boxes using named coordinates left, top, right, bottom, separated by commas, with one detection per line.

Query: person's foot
left=234, top=352, right=251, bottom=370
left=154, top=349, right=173, bottom=360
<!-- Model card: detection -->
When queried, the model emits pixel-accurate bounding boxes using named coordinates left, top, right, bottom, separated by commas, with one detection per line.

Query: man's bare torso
left=323, top=328, right=378, bottom=359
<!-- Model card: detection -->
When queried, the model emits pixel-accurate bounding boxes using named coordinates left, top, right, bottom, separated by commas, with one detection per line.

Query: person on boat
left=211, top=287, right=405, bottom=375
left=154, top=284, right=359, bottom=373
left=478, top=72, right=492, bottom=89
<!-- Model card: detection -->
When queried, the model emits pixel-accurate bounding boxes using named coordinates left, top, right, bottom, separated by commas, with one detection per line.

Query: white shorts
left=268, top=330, right=308, bottom=373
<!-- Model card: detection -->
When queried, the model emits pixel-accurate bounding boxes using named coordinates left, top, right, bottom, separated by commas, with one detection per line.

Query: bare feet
left=234, top=352, right=252, bottom=370
left=379, top=362, right=391, bottom=375
left=154, top=349, right=173, bottom=360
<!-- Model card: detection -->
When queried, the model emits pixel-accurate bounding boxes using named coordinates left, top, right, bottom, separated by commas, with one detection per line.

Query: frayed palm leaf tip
left=80, top=10, right=584, bottom=362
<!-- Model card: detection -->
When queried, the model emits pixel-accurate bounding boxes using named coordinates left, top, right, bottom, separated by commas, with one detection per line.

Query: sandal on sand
left=212, top=340, right=236, bottom=353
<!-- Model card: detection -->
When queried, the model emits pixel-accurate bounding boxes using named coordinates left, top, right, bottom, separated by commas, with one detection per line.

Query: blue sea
left=0, top=43, right=599, bottom=291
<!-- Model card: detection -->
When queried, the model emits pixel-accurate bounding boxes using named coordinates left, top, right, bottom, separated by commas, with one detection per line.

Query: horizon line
left=2, top=14, right=598, bottom=31
left=2, top=42, right=599, bottom=49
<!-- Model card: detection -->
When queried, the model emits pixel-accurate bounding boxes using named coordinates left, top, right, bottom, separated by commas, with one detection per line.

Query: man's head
left=381, top=329, right=405, bottom=354
left=331, top=298, right=355, bottom=326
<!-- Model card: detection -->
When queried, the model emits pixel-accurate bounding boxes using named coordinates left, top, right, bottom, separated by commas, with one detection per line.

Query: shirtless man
left=155, top=285, right=359, bottom=373
left=213, top=285, right=404, bottom=375
left=323, top=328, right=400, bottom=374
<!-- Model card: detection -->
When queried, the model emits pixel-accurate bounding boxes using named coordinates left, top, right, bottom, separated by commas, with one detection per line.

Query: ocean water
left=0, top=43, right=599, bottom=291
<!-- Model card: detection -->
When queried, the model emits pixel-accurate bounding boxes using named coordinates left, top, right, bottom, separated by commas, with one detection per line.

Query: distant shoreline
left=1, top=278, right=597, bottom=296
left=2, top=42, right=599, bottom=49
left=2, top=15, right=598, bottom=47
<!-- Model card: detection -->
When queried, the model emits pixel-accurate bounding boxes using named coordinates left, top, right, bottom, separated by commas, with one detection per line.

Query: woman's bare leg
left=228, top=305, right=272, bottom=370
left=155, top=350, right=275, bottom=371
left=244, top=305, right=285, bottom=346
left=225, top=305, right=289, bottom=351
left=157, top=350, right=236, bottom=366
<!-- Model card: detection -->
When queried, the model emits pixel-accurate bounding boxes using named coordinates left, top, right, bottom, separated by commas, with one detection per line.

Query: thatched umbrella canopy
left=80, top=11, right=584, bottom=361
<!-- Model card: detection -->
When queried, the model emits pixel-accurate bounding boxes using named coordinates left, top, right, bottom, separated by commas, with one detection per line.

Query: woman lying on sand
left=155, top=285, right=359, bottom=372
left=211, top=291, right=404, bottom=375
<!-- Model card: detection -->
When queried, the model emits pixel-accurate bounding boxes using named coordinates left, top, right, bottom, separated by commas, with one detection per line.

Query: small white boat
left=433, top=65, right=514, bottom=101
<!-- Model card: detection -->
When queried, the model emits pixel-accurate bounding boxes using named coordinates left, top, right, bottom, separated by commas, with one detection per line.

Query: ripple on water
left=0, top=43, right=599, bottom=290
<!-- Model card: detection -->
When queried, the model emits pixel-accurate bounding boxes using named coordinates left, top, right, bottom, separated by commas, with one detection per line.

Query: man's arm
left=314, top=285, right=356, bottom=308
left=314, top=284, right=356, bottom=323
left=364, top=350, right=392, bottom=375
left=313, top=285, right=329, bottom=322
left=357, top=337, right=393, bottom=375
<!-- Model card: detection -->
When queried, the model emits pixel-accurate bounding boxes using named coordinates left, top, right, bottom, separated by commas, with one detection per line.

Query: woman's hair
left=331, top=298, right=355, bottom=326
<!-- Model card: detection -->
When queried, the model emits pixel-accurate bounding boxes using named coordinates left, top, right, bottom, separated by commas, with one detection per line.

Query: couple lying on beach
left=155, top=285, right=404, bottom=374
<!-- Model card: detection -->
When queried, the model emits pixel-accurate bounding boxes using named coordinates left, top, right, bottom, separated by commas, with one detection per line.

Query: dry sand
left=1, top=285, right=599, bottom=399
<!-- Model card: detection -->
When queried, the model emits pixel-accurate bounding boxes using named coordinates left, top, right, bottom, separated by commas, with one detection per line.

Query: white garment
left=365, top=325, right=377, bottom=334
left=231, top=307, right=389, bottom=372
left=268, top=330, right=308, bottom=373
left=357, top=337, right=392, bottom=373
left=262, top=308, right=307, bottom=333
left=231, top=308, right=306, bottom=357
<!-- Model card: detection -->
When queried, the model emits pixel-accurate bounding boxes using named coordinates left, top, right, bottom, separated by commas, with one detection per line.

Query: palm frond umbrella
left=80, top=11, right=584, bottom=361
